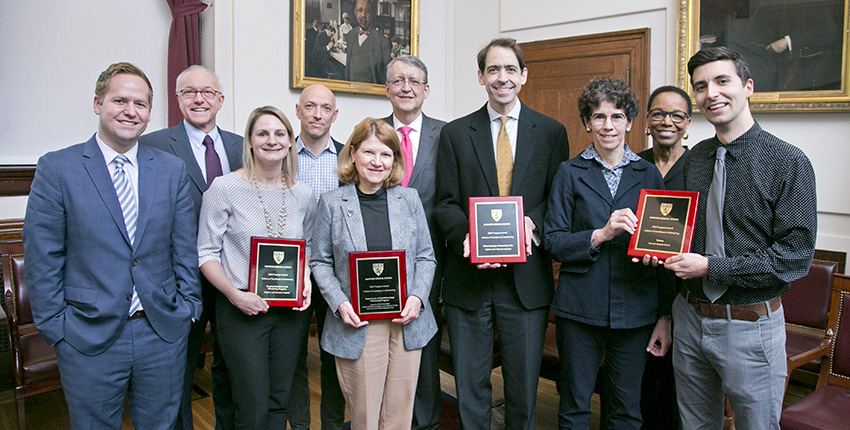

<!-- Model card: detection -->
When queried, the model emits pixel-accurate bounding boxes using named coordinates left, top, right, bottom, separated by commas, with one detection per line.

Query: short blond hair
left=241, top=106, right=298, bottom=186
left=338, top=118, right=405, bottom=188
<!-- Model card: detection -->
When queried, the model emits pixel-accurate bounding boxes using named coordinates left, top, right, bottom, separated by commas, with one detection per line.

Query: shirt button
left=131, top=260, right=137, bottom=266
left=126, top=295, right=132, bottom=301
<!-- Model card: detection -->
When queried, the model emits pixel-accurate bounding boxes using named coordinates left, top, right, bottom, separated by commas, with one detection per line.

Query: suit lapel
left=221, top=128, right=243, bottom=171
left=133, top=145, right=157, bottom=252
left=469, top=106, right=500, bottom=196
left=81, top=137, right=132, bottom=247
left=387, top=187, right=405, bottom=250
left=410, top=115, right=438, bottom=186
left=511, top=104, right=538, bottom=195
left=577, top=158, right=614, bottom=205
left=614, top=162, right=645, bottom=203
left=170, top=124, right=207, bottom=194
left=340, top=185, right=368, bottom=251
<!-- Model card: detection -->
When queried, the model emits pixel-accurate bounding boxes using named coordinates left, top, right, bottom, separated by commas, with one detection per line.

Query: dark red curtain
left=166, top=0, right=210, bottom=126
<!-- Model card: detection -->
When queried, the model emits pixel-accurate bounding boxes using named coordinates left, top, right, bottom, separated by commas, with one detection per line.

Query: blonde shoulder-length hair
left=337, top=118, right=405, bottom=188
left=241, top=106, right=298, bottom=186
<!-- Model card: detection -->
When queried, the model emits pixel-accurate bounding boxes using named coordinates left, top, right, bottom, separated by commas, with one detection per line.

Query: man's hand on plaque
left=393, top=296, right=422, bottom=325
left=524, top=216, right=534, bottom=257
left=463, top=233, right=504, bottom=269
left=338, top=301, right=368, bottom=328
left=663, top=253, right=709, bottom=279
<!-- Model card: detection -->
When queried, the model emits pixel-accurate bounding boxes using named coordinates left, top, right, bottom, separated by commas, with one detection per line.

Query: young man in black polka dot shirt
left=663, top=47, right=817, bottom=430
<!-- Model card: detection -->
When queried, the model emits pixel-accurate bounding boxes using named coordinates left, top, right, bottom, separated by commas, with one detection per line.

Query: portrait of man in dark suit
left=434, top=38, right=569, bottom=430
left=699, top=0, right=844, bottom=92
left=23, top=62, right=202, bottom=429
left=344, top=0, right=391, bottom=84
left=139, top=65, right=243, bottom=430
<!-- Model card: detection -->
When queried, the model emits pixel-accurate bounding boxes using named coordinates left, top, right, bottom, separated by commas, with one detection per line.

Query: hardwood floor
left=0, top=332, right=812, bottom=429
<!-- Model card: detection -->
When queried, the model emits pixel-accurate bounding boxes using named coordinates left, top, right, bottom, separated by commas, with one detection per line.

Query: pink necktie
left=399, top=126, right=414, bottom=187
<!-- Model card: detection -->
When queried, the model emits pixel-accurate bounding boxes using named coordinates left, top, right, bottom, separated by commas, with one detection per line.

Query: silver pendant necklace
left=251, top=172, right=287, bottom=237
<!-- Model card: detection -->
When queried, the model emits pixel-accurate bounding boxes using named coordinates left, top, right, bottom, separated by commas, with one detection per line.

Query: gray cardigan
left=310, top=184, right=437, bottom=359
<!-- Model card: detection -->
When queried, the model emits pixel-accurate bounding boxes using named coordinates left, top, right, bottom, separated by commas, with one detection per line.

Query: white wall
left=1, top=0, right=848, bottom=266
left=0, top=1, right=172, bottom=164
left=0, top=0, right=172, bottom=219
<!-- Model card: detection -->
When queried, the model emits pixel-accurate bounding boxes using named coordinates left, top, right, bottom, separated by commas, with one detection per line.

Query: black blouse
left=356, top=186, right=392, bottom=251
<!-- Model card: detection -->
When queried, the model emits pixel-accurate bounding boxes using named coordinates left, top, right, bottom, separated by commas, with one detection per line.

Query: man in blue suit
left=23, top=62, right=202, bottom=429
left=382, top=54, right=446, bottom=430
left=140, top=65, right=242, bottom=430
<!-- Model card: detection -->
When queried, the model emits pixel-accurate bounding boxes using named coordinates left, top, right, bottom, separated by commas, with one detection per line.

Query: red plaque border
left=349, top=250, right=408, bottom=321
left=627, top=189, right=700, bottom=260
left=468, top=196, right=526, bottom=264
left=248, top=237, right=306, bottom=307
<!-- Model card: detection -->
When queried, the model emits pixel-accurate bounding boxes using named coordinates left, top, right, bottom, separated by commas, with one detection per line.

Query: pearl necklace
left=251, top=173, right=288, bottom=238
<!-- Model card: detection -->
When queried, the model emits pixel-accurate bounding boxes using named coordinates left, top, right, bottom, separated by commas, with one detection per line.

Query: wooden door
left=520, top=29, right=651, bottom=158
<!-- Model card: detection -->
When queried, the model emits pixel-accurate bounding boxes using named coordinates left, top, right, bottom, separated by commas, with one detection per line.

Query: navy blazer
left=310, top=185, right=437, bottom=359
left=23, top=136, right=202, bottom=355
left=140, top=123, right=242, bottom=217
left=434, top=103, right=569, bottom=311
left=543, top=153, right=673, bottom=329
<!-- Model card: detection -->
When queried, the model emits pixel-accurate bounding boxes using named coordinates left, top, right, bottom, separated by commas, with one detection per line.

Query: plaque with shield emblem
left=248, top=237, right=306, bottom=307
left=468, top=196, right=526, bottom=264
left=349, top=250, right=408, bottom=320
left=628, top=189, right=700, bottom=260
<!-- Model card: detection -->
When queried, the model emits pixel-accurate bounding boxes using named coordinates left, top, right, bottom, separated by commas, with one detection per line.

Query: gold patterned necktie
left=496, top=116, right=513, bottom=196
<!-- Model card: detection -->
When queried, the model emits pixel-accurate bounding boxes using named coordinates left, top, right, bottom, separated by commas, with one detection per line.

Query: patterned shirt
left=580, top=142, right=642, bottom=197
left=198, top=173, right=316, bottom=290
left=682, top=122, right=817, bottom=305
left=296, top=136, right=339, bottom=202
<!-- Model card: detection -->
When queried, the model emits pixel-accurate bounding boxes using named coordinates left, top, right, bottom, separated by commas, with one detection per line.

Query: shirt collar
left=392, top=113, right=423, bottom=133
left=581, top=142, right=640, bottom=170
left=96, top=134, right=139, bottom=167
left=718, top=121, right=762, bottom=159
left=183, top=120, right=221, bottom=150
left=486, top=101, right=522, bottom=122
left=296, top=135, right=338, bottom=155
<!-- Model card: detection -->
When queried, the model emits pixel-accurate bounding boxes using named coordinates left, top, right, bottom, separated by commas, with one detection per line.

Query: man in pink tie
left=382, top=55, right=446, bottom=430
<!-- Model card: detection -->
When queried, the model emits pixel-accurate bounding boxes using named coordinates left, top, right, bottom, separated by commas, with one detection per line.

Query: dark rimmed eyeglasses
left=649, top=109, right=689, bottom=124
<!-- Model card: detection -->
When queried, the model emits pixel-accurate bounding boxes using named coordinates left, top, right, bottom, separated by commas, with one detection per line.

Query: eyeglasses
left=388, top=78, right=424, bottom=89
left=649, top=109, right=689, bottom=124
left=589, top=113, right=628, bottom=127
left=178, top=89, right=221, bottom=99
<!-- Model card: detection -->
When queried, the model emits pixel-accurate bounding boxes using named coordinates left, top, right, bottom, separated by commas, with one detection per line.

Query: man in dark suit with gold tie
left=434, top=38, right=569, bottom=430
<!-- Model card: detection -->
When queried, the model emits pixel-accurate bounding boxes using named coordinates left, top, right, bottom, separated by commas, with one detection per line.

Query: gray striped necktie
left=112, top=155, right=142, bottom=315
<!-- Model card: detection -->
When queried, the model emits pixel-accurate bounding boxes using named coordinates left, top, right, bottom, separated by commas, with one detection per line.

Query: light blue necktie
left=703, top=145, right=727, bottom=302
left=112, top=155, right=142, bottom=315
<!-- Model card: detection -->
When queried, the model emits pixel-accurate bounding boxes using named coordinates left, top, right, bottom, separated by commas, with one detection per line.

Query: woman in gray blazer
left=310, top=118, right=437, bottom=430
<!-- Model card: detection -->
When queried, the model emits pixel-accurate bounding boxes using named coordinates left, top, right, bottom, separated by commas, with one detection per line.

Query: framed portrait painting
left=676, top=0, right=850, bottom=112
left=292, top=0, right=420, bottom=96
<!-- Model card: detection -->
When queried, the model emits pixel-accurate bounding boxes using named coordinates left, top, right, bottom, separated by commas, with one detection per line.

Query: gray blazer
left=310, top=184, right=437, bottom=359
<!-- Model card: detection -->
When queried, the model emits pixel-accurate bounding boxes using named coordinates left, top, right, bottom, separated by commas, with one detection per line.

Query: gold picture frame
left=292, top=0, right=419, bottom=96
left=676, top=0, right=850, bottom=112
